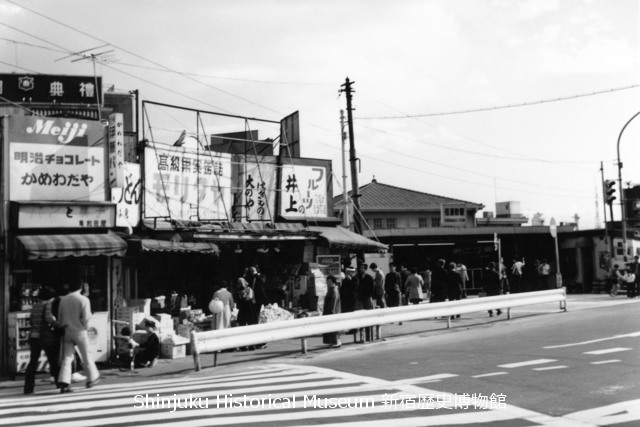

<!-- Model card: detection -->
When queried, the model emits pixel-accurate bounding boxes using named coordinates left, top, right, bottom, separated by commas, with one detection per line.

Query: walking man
left=57, top=279, right=100, bottom=393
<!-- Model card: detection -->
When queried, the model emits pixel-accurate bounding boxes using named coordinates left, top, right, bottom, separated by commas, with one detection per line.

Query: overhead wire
left=357, top=84, right=640, bottom=120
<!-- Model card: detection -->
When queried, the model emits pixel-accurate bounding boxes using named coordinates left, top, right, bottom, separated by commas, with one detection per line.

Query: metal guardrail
left=191, top=288, right=567, bottom=371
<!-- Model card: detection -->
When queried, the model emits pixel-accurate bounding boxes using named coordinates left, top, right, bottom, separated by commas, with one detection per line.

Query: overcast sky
left=1, top=0, right=638, bottom=229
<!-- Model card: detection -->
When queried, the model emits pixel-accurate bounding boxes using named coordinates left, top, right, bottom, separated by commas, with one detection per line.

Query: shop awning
left=140, top=239, right=220, bottom=254
left=17, top=234, right=128, bottom=260
left=307, top=226, right=388, bottom=252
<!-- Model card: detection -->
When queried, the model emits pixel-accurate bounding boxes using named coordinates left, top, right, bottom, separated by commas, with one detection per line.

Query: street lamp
left=550, top=218, right=562, bottom=288
left=617, top=111, right=640, bottom=261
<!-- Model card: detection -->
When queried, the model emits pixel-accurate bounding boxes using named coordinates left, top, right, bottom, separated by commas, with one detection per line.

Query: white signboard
left=441, top=203, right=467, bottom=227
left=111, top=162, right=141, bottom=229
left=242, top=161, right=277, bottom=222
left=144, top=145, right=231, bottom=221
left=279, top=164, right=328, bottom=219
left=16, top=203, right=115, bottom=229
left=108, top=113, right=125, bottom=189
left=9, top=116, right=106, bottom=202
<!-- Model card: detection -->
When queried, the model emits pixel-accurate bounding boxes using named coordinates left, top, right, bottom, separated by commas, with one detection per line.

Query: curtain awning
left=140, top=239, right=220, bottom=254
left=17, top=234, right=128, bottom=260
left=307, top=226, right=388, bottom=252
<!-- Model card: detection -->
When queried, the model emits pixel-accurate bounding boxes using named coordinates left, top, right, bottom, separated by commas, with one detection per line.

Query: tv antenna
left=56, top=44, right=119, bottom=121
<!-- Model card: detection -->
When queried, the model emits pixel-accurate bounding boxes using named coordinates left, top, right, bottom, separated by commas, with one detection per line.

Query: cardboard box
left=161, top=343, right=186, bottom=359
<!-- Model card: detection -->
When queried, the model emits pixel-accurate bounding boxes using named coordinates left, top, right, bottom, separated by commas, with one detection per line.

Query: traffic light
left=604, top=180, right=616, bottom=205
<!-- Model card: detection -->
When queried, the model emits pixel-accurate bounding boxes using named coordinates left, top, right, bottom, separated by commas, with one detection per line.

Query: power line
left=357, top=84, right=640, bottom=120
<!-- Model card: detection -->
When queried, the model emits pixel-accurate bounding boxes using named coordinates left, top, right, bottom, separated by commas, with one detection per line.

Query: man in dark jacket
left=430, top=259, right=449, bottom=303
left=483, top=262, right=502, bottom=317
left=340, top=267, right=357, bottom=313
left=356, top=263, right=374, bottom=341
left=384, top=263, right=402, bottom=308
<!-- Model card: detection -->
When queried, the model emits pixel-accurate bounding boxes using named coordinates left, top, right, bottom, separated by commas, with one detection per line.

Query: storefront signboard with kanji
left=278, top=159, right=331, bottom=220
left=8, top=116, right=107, bottom=202
left=241, top=160, right=277, bottom=222
left=144, top=145, right=232, bottom=221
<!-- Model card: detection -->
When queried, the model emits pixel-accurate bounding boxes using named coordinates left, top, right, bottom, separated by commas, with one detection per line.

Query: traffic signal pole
left=616, top=111, right=640, bottom=261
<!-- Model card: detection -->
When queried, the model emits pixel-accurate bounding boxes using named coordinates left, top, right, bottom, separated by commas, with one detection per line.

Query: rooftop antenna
left=56, top=44, right=119, bottom=122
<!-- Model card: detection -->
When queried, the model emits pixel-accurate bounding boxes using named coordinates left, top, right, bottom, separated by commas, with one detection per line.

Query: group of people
left=609, top=255, right=640, bottom=298
left=24, top=279, right=103, bottom=395
left=207, top=266, right=269, bottom=351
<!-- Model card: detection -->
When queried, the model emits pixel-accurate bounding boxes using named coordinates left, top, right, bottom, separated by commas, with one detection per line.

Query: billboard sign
left=8, top=116, right=106, bottom=202
left=0, top=74, right=102, bottom=104
left=241, top=160, right=277, bottom=222
left=279, top=160, right=330, bottom=219
left=144, top=145, right=231, bottom=221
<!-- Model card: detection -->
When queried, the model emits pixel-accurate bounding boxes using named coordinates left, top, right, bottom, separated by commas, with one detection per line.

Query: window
left=386, top=218, right=397, bottom=229
left=432, top=217, right=441, bottom=227
left=419, top=217, right=429, bottom=228
left=373, top=218, right=384, bottom=229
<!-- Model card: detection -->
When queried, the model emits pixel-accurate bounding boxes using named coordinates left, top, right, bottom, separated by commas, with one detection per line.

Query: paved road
left=0, top=295, right=637, bottom=426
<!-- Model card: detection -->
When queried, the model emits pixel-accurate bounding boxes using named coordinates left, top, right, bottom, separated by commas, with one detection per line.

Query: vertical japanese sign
left=242, top=161, right=276, bottom=222
left=111, top=162, right=141, bottom=229
left=144, top=145, right=231, bottom=221
left=108, top=113, right=125, bottom=189
left=8, top=116, right=106, bottom=202
left=279, top=163, right=329, bottom=219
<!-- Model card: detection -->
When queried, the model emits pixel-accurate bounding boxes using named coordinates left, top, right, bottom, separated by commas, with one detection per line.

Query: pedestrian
left=356, top=263, right=374, bottom=310
left=322, top=275, right=342, bottom=348
left=24, top=287, right=61, bottom=395
left=420, top=265, right=432, bottom=301
left=340, top=267, right=357, bottom=313
left=454, top=261, right=467, bottom=298
left=430, top=259, right=448, bottom=303
left=210, top=281, right=235, bottom=330
left=57, top=278, right=101, bottom=393
left=52, top=284, right=86, bottom=384
left=132, top=320, right=160, bottom=368
left=609, top=264, right=622, bottom=296
left=399, top=264, right=410, bottom=305
left=356, top=263, right=374, bottom=341
left=627, top=256, right=639, bottom=298
left=499, top=258, right=510, bottom=294
left=510, top=257, right=525, bottom=293
left=384, top=263, right=402, bottom=308
left=405, top=267, right=424, bottom=304
left=537, top=259, right=551, bottom=290
left=235, top=275, right=258, bottom=351
left=370, top=263, right=386, bottom=308
left=483, top=262, right=502, bottom=317
left=247, top=266, right=268, bottom=314
left=447, top=262, right=463, bottom=319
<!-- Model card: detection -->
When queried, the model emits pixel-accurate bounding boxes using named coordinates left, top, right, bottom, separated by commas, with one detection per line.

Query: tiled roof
left=334, top=179, right=484, bottom=212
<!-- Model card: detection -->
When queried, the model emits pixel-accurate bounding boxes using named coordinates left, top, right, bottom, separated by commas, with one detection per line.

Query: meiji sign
left=25, top=119, right=88, bottom=144
left=9, top=116, right=107, bottom=202
left=9, top=116, right=103, bottom=146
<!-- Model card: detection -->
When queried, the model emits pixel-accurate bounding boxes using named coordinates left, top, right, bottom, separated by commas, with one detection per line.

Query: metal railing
left=191, top=288, right=567, bottom=371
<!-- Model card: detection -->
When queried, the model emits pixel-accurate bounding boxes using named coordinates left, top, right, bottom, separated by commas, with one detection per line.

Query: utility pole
left=340, top=110, right=350, bottom=228
left=340, top=77, right=362, bottom=235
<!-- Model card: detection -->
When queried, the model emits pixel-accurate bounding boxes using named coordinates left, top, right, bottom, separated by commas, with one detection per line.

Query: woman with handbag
left=24, top=287, right=61, bottom=395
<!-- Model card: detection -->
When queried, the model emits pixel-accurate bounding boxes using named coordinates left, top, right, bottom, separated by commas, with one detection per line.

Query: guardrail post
left=507, top=308, right=511, bottom=320
left=446, top=317, right=451, bottom=329
left=191, top=331, right=201, bottom=372
left=301, top=338, right=307, bottom=354
left=377, top=325, right=382, bottom=340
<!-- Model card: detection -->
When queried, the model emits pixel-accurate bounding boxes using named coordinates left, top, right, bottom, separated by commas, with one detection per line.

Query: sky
left=1, top=0, right=639, bottom=229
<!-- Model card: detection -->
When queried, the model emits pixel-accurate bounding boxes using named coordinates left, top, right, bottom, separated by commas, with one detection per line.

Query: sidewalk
left=1, top=294, right=636, bottom=392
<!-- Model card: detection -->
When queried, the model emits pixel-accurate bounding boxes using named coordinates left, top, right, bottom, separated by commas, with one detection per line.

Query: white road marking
left=497, top=359, right=556, bottom=368
left=471, top=372, right=508, bottom=378
left=532, top=365, right=568, bottom=371
left=563, top=398, right=640, bottom=425
left=590, top=360, right=621, bottom=365
left=583, top=348, right=632, bottom=355
left=387, top=373, right=458, bottom=385
left=543, top=332, right=640, bottom=349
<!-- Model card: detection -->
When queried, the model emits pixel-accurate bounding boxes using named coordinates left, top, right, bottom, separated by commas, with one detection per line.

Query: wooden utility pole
left=340, top=77, right=362, bottom=235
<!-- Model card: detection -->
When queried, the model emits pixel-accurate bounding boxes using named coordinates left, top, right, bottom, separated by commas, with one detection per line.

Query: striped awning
left=17, top=234, right=128, bottom=260
left=307, top=226, right=388, bottom=252
left=140, top=239, right=220, bottom=254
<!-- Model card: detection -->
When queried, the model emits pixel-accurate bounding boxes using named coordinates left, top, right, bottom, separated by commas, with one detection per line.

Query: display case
left=7, top=312, right=49, bottom=375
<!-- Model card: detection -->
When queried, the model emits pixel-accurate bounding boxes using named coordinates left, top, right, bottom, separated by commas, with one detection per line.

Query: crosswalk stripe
left=0, top=363, right=575, bottom=427
left=583, top=347, right=632, bottom=355
left=497, top=359, right=556, bottom=368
